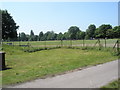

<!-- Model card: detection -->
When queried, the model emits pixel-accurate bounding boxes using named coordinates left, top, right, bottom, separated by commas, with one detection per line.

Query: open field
left=1, top=44, right=118, bottom=85
left=2, top=39, right=118, bottom=48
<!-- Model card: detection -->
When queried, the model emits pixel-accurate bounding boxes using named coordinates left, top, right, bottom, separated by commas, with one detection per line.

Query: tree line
left=19, top=24, right=120, bottom=41
left=1, top=10, right=120, bottom=41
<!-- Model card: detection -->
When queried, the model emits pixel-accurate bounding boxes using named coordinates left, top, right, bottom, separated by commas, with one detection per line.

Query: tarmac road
left=7, top=60, right=119, bottom=88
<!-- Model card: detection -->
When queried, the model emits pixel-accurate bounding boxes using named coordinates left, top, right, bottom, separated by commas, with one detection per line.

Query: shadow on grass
left=0, top=67, right=12, bottom=71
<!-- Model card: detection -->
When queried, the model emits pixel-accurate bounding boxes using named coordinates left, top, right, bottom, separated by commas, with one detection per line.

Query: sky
left=1, top=2, right=118, bottom=35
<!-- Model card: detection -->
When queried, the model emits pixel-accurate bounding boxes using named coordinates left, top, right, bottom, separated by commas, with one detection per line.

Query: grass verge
left=101, top=79, right=120, bottom=89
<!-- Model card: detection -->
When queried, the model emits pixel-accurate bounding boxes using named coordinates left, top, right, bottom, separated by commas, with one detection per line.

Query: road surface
left=6, top=60, right=119, bottom=88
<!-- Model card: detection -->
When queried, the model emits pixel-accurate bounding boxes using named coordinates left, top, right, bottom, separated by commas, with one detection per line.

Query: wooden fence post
left=94, top=39, right=98, bottom=47
left=70, top=40, right=72, bottom=47
left=45, top=40, right=46, bottom=49
left=83, top=39, right=85, bottom=47
left=105, top=38, right=106, bottom=48
left=113, top=39, right=120, bottom=55
left=98, top=39, right=101, bottom=50
left=117, top=39, right=120, bottom=55
left=0, top=52, right=6, bottom=70
left=61, top=40, right=63, bottom=47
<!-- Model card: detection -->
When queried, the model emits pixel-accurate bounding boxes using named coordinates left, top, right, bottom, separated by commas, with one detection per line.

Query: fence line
left=2, top=39, right=118, bottom=48
left=113, top=39, right=120, bottom=55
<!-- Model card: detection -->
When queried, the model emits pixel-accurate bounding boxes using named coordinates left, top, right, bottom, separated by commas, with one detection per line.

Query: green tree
left=86, top=24, right=96, bottom=39
left=57, top=32, right=63, bottom=40
left=113, top=26, right=120, bottom=38
left=76, top=31, right=81, bottom=39
left=43, top=31, right=56, bottom=40
left=97, top=24, right=112, bottom=39
left=63, top=32, right=69, bottom=40
left=68, top=26, right=80, bottom=40
left=79, top=31, right=85, bottom=39
left=48, top=31, right=56, bottom=40
left=1, top=10, right=19, bottom=40
left=20, top=32, right=27, bottom=41
left=76, top=31, right=85, bottom=40
left=34, top=35, right=38, bottom=41
left=95, top=28, right=100, bottom=38
left=29, top=30, right=34, bottom=41
left=54, top=33, right=58, bottom=40
left=26, top=34, right=30, bottom=41
left=106, top=29, right=114, bottom=39
left=38, top=31, right=44, bottom=41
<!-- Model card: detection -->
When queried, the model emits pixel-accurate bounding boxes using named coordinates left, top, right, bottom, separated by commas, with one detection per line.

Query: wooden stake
left=105, top=38, right=106, bottom=48
left=83, top=39, right=84, bottom=47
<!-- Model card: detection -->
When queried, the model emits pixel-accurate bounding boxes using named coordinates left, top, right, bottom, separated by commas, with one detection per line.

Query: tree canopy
left=96, top=24, right=112, bottom=39
left=86, top=24, right=96, bottom=39
left=1, top=10, right=19, bottom=40
left=68, top=26, right=81, bottom=40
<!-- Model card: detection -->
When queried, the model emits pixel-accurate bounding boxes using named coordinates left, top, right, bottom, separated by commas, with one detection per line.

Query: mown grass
left=1, top=44, right=118, bottom=86
left=3, top=39, right=118, bottom=47
left=101, top=79, right=120, bottom=89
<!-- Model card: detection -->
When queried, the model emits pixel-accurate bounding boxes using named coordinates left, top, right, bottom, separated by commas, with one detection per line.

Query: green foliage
left=106, top=29, right=114, bottom=38
left=38, top=31, right=44, bottom=41
left=96, top=24, right=112, bottom=39
left=29, top=30, right=35, bottom=41
left=86, top=24, right=96, bottom=39
left=19, top=32, right=27, bottom=41
left=101, top=79, right=120, bottom=89
left=68, top=26, right=81, bottom=40
left=1, top=10, right=19, bottom=40
left=57, top=32, right=63, bottom=40
left=63, top=32, right=69, bottom=40
left=113, top=26, right=120, bottom=38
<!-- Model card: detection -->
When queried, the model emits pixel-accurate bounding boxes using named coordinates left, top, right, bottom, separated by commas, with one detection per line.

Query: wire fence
left=2, top=39, right=120, bottom=55
left=2, top=39, right=118, bottom=47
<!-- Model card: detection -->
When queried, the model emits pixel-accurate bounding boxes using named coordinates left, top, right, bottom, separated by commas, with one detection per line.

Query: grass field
left=1, top=44, right=118, bottom=85
left=2, top=39, right=118, bottom=48
left=101, top=79, right=120, bottom=89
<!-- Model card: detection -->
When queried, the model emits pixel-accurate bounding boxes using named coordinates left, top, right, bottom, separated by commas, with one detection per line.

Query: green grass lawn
left=101, top=79, right=120, bottom=89
left=1, top=44, right=118, bottom=86
left=2, top=39, right=118, bottom=47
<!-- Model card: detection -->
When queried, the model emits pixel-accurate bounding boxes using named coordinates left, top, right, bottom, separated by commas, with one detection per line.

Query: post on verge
left=83, top=39, right=85, bottom=47
left=19, top=33, right=20, bottom=46
left=45, top=40, right=46, bottom=49
left=105, top=38, right=106, bottom=48
left=61, top=39, right=63, bottom=47
left=70, top=40, right=72, bottom=47
left=0, top=52, right=6, bottom=70
left=98, top=39, right=101, bottom=50
left=117, top=39, right=120, bottom=55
